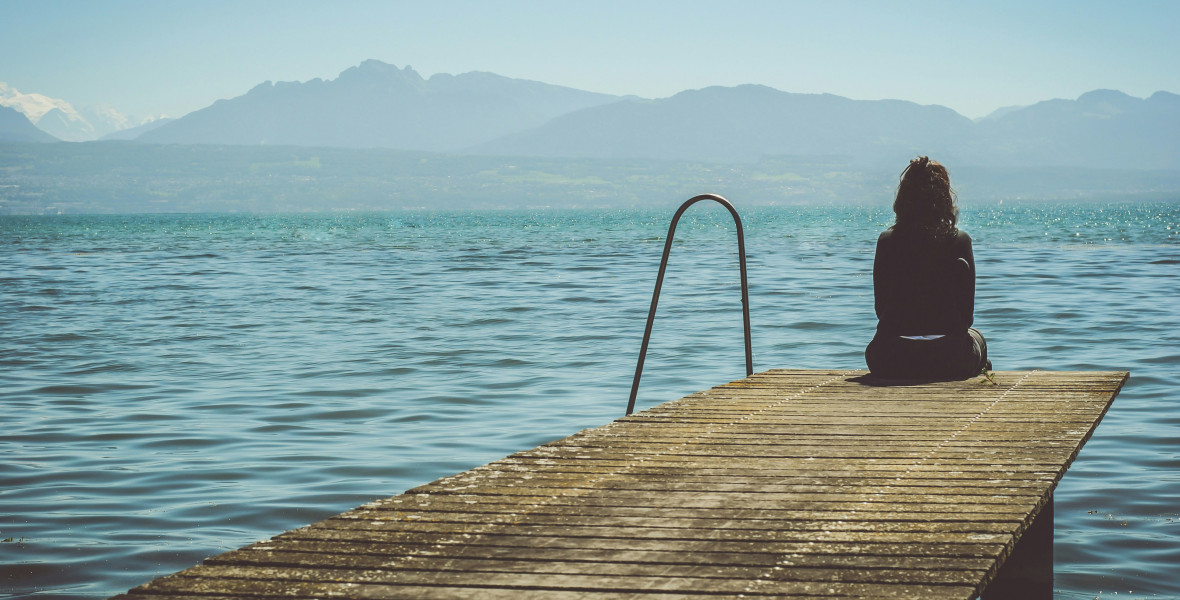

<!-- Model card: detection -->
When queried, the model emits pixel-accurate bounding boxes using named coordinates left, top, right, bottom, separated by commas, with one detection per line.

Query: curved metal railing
left=625, top=194, right=752, bottom=416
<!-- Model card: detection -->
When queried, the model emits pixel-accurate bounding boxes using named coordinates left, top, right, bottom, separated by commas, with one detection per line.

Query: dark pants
left=865, top=328, right=989, bottom=380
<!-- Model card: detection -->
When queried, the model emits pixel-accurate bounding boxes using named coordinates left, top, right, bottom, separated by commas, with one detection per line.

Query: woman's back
left=873, top=225, right=974, bottom=337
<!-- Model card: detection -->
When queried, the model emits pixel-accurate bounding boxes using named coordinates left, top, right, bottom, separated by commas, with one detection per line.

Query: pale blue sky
left=2, top=0, right=1177, bottom=120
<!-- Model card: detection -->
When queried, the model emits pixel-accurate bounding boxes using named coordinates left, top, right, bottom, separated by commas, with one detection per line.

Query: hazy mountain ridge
left=475, top=85, right=1179, bottom=169
left=0, top=105, right=58, bottom=142
left=971, top=89, right=1180, bottom=169
left=125, top=61, right=1178, bottom=170
left=136, top=60, right=622, bottom=150
left=471, top=84, right=977, bottom=165
left=5, top=61, right=1177, bottom=171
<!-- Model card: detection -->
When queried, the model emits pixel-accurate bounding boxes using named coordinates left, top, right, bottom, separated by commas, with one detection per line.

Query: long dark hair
left=893, top=156, right=958, bottom=238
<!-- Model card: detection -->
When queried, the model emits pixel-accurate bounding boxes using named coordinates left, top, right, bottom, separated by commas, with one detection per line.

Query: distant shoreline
left=2, top=142, right=1177, bottom=215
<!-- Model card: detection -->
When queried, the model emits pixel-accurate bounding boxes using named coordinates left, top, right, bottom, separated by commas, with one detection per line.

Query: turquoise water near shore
left=2, top=203, right=1178, bottom=599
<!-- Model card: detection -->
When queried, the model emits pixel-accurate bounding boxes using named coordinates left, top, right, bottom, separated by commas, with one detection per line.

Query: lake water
left=2, top=203, right=1177, bottom=599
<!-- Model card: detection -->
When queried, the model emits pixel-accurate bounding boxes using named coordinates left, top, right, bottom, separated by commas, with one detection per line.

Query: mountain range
left=136, top=60, right=620, bottom=151
left=0, top=82, right=168, bottom=142
left=3, top=61, right=1178, bottom=170
left=477, top=86, right=1180, bottom=169
left=471, top=85, right=975, bottom=165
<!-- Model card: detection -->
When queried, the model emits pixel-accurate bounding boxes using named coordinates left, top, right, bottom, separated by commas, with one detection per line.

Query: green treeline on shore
left=2, top=142, right=1178, bottom=214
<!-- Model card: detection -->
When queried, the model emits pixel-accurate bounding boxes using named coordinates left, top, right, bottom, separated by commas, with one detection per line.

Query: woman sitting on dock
left=865, top=156, right=990, bottom=379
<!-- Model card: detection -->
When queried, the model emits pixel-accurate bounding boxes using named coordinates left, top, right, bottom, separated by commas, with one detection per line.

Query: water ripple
left=1, top=204, right=1178, bottom=599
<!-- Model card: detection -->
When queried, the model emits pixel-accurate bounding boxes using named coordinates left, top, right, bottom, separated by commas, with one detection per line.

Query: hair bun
left=911, top=156, right=930, bottom=170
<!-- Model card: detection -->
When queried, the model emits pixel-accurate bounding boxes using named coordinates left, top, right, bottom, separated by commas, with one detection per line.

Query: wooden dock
left=112, top=369, right=1126, bottom=600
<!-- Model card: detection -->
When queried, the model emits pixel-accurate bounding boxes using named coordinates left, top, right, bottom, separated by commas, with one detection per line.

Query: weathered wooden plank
left=198, top=552, right=991, bottom=581
left=485, top=458, right=1067, bottom=475
left=360, top=502, right=1039, bottom=524
left=254, top=531, right=1009, bottom=558
left=203, top=545, right=997, bottom=573
left=111, top=369, right=1125, bottom=600
left=491, top=446, right=1089, bottom=461
left=129, top=573, right=980, bottom=599
left=275, top=523, right=1014, bottom=546
left=490, top=448, right=1085, bottom=460
left=416, top=472, right=1059, bottom=488
left=362, top=503, right=1038, bottom=524
left=375, top=494, right=1043, bottom=515
left=409, top=470, right=1053, bottom=491
left=392, top=490, right=1048, bottom=510
left=183, top=562, right=990, bottom=587
left=327, top=513, right=1022, bottom=535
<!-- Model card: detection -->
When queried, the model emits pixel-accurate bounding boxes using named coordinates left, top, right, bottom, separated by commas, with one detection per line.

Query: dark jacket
left=873, top=225, right=975, bottom=336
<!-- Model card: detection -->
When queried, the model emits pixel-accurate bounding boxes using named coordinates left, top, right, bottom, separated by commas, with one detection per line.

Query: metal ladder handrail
left=625, top=194, right=752, bottom=416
